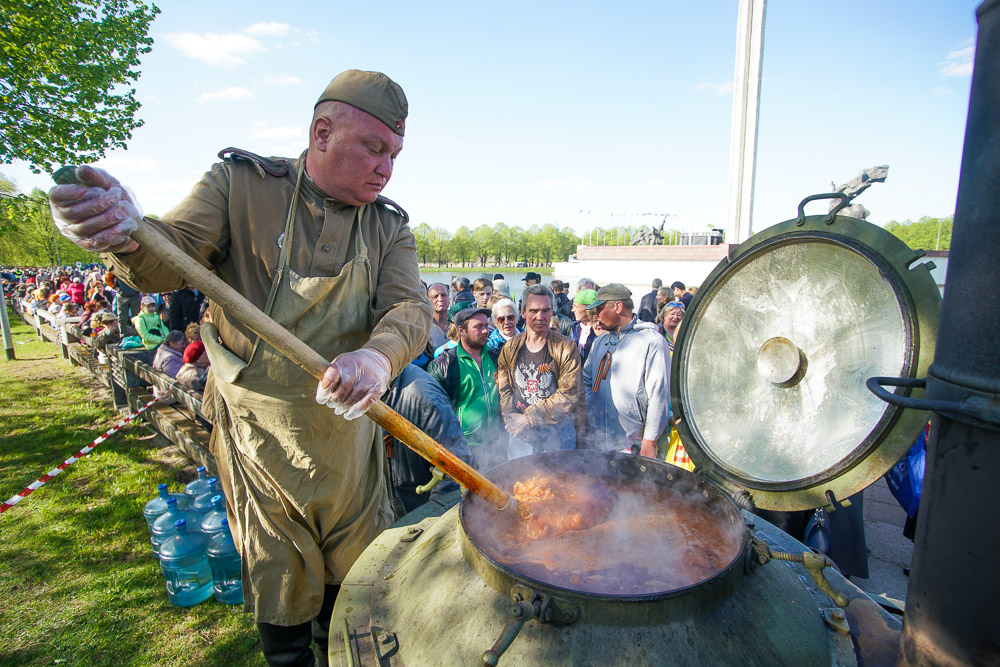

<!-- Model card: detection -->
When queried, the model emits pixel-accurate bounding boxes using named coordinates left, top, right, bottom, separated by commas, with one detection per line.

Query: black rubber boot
left=257, top=621, right=315, bottom=667
left=311, top=584, right=341, bottom=667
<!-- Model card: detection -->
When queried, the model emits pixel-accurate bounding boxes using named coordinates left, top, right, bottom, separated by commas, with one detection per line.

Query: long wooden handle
left=130, top=222, right=511, bottom=511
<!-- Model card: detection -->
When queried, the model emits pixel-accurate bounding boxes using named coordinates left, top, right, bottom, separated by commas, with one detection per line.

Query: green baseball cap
left=586, top=283, right=632, bottom=310
left=315, top=69, right=408, bottom=136
left=573, top=289, right=597, bottom=306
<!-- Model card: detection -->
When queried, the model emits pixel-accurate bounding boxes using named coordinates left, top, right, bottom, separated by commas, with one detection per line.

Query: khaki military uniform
left=106, top=152, right=432, bottom=624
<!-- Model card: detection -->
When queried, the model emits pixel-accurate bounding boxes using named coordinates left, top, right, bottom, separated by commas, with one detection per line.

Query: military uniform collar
left=296, top=151, right=357, bottom=210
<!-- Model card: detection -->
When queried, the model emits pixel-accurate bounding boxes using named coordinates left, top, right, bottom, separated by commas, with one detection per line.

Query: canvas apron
left=203, top=164, right=393, bottom=626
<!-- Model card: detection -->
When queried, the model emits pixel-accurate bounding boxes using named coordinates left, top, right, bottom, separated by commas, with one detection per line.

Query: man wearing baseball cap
left=428, top=307, right=506, bottom=470
left=49, top=70, right=431, bottom=663
left=582, top=284, right=669, bottom=457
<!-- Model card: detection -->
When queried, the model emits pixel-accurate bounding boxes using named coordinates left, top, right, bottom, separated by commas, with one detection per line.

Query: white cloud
left=197, top=86, right=255, bottom=103
left=250, top=123, right=305, bottom=142
left=256, top=74, right=304, bottom=87
left=940, top=40, right=974, bottom=78
left=245, top=22, right=291, bottom=37
left=697, top=81, right=733, bottom=96
left=163, top=32, right=265, bottom=68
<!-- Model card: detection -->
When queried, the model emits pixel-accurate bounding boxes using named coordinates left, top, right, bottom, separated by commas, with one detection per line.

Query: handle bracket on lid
left=795, top=192, right=850, bottom=225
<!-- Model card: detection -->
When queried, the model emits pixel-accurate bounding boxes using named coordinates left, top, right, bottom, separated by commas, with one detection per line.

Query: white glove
left=49, top=165, right=143, bottom=253
left=315, top=348, right=391, bottom=420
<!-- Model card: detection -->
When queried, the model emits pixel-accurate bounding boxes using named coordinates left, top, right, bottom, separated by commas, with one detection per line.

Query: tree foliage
left=0, top=0, right=161, bottom=173
left=884, top=216, right=952, bottom=251
left=409, top=221, right=584, bottom=267
left=0, top=184, right=99, bottom=266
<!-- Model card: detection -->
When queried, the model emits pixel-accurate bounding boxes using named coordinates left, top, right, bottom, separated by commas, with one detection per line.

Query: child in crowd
left=176, top=340, right=210, bottom=392
left=132, top=296, right=166, bottom=349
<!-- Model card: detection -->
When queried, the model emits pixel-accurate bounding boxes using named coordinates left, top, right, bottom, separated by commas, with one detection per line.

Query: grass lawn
left=0, top=310, right=265, bottom=666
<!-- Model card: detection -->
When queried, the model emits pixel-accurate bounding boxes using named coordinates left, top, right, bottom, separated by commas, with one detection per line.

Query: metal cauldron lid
left=671, top=194, right=941, bottom=511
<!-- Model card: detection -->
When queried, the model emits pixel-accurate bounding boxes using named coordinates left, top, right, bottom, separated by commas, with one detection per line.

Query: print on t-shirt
left=513, top=346, right=556, bottom=413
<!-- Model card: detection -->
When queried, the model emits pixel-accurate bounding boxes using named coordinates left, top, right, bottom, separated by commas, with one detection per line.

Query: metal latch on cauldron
left=415, top=466, right=446, bottom=495
left=482, top=585, right=579, bottom=666
left=370, top=625, right=398, bottom=661
left=750, top=538, right=850, bottom=607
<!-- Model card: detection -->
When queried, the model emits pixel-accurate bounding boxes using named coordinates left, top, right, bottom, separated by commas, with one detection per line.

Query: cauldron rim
left=458, top=450, right=749, bottom=606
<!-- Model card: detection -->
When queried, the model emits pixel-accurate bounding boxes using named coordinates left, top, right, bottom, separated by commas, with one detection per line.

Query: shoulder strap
left=218, top=147, right=290, bottom=178
left=376, top=195, right=409, bottom=224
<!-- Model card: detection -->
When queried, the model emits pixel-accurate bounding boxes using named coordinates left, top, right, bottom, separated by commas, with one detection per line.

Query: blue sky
left=4, top=0, right=980, bottom=237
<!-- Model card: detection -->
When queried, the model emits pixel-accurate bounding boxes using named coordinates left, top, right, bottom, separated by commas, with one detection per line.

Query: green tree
left=449, top=226, right=474, bottom=267
left=559, top=227, right=581, bottom=259
left=412, top=222, right=433, bottom=265
left=430, top=227, right=452, bottom=266
left=0, top=187, right=98, bottom=266
left=491, top=223, right=509, bottom=266
left=508, top=226, right=528, bottom=265
left=0, top=172, right=16, bottom=235
left=884, top=217, right=952, bottom=251
left=1, top=0, right=161, bottom=173
left=472, top=225, right=493, bottom=267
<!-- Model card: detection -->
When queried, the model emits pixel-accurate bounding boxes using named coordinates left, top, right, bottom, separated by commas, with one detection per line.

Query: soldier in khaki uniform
left=50, top=70, right=432, bottom=666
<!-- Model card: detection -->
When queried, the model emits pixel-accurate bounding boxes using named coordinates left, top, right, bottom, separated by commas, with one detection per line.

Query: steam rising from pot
left=462, top=451, right=747, bottom=597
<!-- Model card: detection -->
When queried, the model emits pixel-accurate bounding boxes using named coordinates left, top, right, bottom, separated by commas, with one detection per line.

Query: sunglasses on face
left=497, top=315, right=516, bottom=323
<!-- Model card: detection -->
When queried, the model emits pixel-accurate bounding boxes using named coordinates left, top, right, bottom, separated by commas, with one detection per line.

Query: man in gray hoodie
left=582, top=284, right=670, bottom=457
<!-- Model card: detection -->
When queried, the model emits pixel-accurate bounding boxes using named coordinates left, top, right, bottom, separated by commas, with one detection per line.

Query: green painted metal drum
left=330, top=200, right=937, bottom=665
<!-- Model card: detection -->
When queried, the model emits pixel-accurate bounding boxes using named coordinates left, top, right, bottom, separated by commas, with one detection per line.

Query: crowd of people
left=3, top=264, right=212, bottom=393
left=4, top=261, right=699, bottom=478
left=417, top=273, right=697, bottom=465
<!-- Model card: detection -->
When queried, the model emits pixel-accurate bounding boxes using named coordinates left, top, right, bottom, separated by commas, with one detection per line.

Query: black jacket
left=168, top=287, right=205, bottom=332
left=555, top=292, right=573, bottom=319
left=638, top=290, right=658, bottom=322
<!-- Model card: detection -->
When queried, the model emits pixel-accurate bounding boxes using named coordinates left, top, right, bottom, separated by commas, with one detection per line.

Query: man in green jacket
left=428, top=307, right=507, bottom=470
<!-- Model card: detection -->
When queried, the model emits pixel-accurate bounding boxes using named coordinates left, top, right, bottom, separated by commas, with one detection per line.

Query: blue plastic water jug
left=190, top=478, right=223, bottom=513
left=143, top=484, right=189, bottom=534
left=159, top=519, right=213, bottom=607
left=206, top=518, right=243, bottom=605
left=184, top=466, right=211, bottom=498
left=200, top=495, right=228, bottom=536
left=150, top=497, right=203, bottom=557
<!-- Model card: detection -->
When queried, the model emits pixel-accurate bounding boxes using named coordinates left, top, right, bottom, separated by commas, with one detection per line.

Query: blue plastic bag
left=884, top=427, right=927, bottom=518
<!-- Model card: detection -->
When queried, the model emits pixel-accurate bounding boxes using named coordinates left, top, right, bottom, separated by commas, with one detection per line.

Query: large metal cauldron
left=330, top=462, right=894, bottom=665
left=330, top=201, right=939, bottom=665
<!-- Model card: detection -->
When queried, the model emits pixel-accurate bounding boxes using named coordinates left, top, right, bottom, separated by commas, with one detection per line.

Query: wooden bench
left=16, top=299, right=219, bottom=475
left=31, top=309, right=68, bottom=345
left=129, top=388, right=217, bottom=477
left=121, top=355, right=209, bottom=423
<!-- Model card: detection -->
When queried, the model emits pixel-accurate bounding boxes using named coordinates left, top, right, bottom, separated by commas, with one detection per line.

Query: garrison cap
left=315, top=69, right=408, bottom=136
left=586, top=283, right=632, bottom=310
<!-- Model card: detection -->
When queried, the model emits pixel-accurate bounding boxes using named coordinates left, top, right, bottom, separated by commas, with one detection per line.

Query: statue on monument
left=631, top=219, right=667, bottom=246
left=830, top=164, right=889, bottom=220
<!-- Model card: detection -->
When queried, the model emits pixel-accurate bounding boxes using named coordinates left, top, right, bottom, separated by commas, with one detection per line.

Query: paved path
left=852, top=477, right=913, bottom=608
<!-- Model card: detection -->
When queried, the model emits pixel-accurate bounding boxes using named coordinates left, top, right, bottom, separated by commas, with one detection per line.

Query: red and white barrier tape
left=0, top=398, right=156, bottom=514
